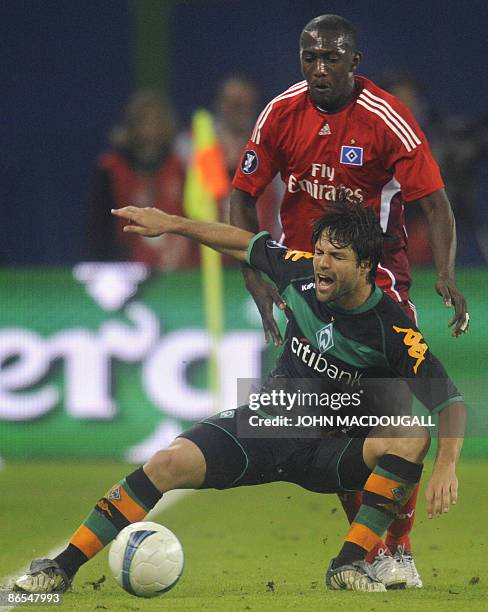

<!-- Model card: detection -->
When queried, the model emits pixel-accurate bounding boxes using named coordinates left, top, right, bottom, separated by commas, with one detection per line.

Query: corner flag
left=183, top=110, right=230, bottom=411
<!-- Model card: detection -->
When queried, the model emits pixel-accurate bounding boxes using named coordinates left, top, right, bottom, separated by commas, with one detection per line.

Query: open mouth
left=316, top=273, right=336, bottom=291
left=313, top=84, right=330, bottom=92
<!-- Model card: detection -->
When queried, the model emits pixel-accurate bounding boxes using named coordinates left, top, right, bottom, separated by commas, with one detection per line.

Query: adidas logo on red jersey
left=318, top=123, right=331, bottom=136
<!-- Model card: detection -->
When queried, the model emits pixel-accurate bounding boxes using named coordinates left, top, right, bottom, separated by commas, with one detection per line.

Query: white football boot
left=326, top=558, right=386, bottom=592
left=393, top=544, right=423, bottom=588
left=370, top=547, right=407, bottom=589
left=14, top=559, right=71, bottom=593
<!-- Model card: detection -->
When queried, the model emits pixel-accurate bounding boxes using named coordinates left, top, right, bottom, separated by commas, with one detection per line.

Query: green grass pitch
left=1, top=460, right=486, bottom=611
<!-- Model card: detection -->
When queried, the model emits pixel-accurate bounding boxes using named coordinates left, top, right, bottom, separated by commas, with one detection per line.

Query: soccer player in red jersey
left=230, top=14, right=469, bottom=587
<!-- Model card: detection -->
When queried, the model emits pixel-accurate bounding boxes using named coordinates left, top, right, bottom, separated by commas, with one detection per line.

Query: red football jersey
left=233, top=76, right=444, bottom=302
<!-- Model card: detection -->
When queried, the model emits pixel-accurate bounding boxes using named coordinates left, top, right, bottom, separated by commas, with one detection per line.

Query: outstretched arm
left=111, top=206, right=253, bottom=261
left=419, top=189, right=469, bottom=337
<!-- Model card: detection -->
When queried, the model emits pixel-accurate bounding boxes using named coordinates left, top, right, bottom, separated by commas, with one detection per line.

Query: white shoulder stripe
left=252, top=82, right=307, bottom=143
left=254, top=85, right=307, bottom=144
left=251, top=81, right=306, bottom=142
left=362, top=89, right=421, bottom=146
left=251, top=82, right=308, bottom=144
left=359, top=92, right=418, bottom=150
left=357, top=98, right=413, bottom=152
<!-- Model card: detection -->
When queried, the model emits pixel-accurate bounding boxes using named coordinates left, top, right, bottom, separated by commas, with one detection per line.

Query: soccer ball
left=109, top=521, right=184, bottom=597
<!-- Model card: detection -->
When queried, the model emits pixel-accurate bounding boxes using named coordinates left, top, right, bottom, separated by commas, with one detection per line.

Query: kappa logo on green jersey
left=393, top=325, right=428, bottom=374
left=316, top=323, right=334, bottom=353
left=284, top=249, right=314, bottom=262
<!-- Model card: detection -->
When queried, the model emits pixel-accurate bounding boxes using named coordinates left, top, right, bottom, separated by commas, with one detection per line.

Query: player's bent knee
left=364, top=425, right=430, bottom=467
left=144, top=438, right=207, bottom=492
left=386, top=425, right=431, bottom=462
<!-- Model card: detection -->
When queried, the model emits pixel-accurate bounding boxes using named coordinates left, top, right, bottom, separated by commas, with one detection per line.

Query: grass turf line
left=1, top=460, right=486, bottom=611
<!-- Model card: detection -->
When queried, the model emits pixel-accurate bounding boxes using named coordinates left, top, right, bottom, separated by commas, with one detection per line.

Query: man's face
left=300, top=29, right=360, bottom=110
left=313, top=231, right=370, bottom=308
left=218, top=81, right=258, bottom=133
left=132, top=107, right=168, bottom=152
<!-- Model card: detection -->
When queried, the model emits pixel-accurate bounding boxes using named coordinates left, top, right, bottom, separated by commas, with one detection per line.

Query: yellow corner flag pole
left=183, top=110, right=230, bottom=413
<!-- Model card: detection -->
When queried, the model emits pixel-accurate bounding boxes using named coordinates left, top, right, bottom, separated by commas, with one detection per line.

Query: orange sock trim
left=70, top=524, right=104, bottom=558
left=363, top=473, right=403, bottom=500
left=346, top=521, right=382, bottom=553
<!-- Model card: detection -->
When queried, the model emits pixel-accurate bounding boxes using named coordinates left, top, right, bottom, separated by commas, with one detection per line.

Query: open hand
left=425, top=462, right=458, bottom=518
left=245, top=269, right=286, bottom=346
left=435, top=277, right=469, bottom=337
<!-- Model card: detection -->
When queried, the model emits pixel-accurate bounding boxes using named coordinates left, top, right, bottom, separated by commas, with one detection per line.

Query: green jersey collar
left=326, top=285, right=382, bottom=315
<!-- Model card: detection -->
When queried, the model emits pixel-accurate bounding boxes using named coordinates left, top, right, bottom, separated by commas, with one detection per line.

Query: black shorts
left=178, top=406, right=371, bottom=494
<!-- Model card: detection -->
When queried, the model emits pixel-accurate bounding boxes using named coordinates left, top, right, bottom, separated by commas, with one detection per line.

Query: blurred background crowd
left=2, top=0, right=488, bottom=268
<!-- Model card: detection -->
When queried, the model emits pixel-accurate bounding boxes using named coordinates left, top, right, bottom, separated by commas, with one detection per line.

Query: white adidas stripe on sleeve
left=358, top=89, right=422, bottom=152
left=251, top=81, right=308, bottom=144
left=362, top=89, right=421, bottom=145
left=357, top=98, right=414, bottom=152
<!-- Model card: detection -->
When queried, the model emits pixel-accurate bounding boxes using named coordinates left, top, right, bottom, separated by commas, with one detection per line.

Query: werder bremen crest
left=107, top=486, right=121, bottom=501
left=391, top=486, right=406, bottom=502
left=316, top=323, right=334, bottom=353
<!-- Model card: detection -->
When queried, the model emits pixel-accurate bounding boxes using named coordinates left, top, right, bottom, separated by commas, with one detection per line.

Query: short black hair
left=300, top=14, right=358, bottom=52
left=311, top=188, right=383, bottom=285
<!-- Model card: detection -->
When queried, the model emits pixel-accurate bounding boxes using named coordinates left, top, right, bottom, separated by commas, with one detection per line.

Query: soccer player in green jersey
left=15, top=192, right=464, bottom=593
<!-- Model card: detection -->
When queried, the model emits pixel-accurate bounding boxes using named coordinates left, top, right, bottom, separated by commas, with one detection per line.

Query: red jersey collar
left=310, top=75, right=369, bottom=115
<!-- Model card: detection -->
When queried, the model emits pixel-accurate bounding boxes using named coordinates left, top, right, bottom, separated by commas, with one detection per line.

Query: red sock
left=339, top=482, right=420, bottom=560
left=385, top=482, right=419, bottom=554
left=365, top=484, right=419, bottom=560
left=338, top=492, right=362, bottom=524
